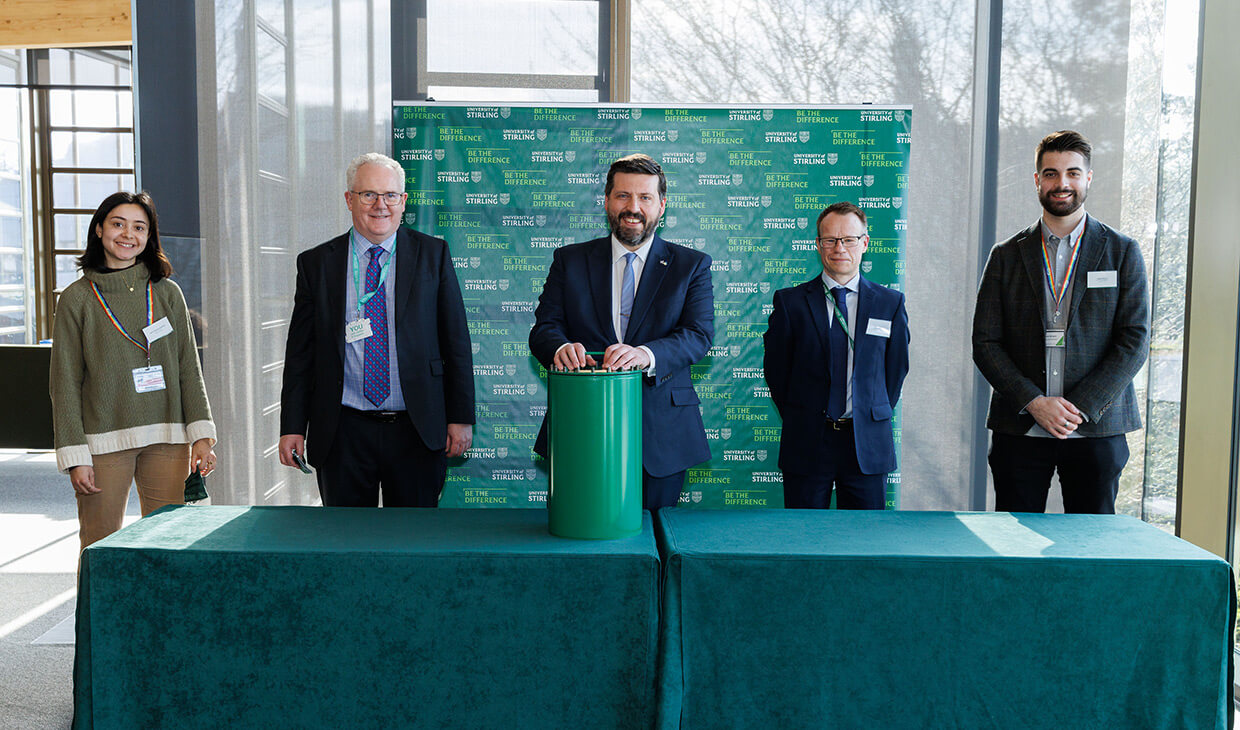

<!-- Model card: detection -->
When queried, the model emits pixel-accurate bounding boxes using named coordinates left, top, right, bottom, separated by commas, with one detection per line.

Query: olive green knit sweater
left=50, top=264, right=216, bottom=473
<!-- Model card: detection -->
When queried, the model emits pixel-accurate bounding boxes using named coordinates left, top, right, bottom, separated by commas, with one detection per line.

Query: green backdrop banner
left=392, top=103, right=910, bottom=509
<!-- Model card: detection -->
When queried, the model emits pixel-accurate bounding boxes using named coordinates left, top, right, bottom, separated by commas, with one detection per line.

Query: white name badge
left=1087, top=270, right=1118, bottom=288
left=344, top=318, right=373, bottom=343
left=133, top=365, right=166, bottom=393
left=143, top=317, right=173, bottom=344
left=1045, top=329, right=1066, bottom=347
left=866, top=319, right=892, bottom=338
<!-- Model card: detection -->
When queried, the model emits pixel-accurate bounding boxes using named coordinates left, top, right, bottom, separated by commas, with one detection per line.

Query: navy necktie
left=362, top=245, right=390, bottom=407
left=827, top=286, right=849, bottom=419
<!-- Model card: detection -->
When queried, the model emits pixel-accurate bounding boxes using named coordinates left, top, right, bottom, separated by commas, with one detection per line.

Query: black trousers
left=643, top=469, right=686, bottom=511
left=989, top=432, right=1129, bottom=514
left=782, top=424, right=887, bottom=510
left=315, top=407, right=446, bottom=507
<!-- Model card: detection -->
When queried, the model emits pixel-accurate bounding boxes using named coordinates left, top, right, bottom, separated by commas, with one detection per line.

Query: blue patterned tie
left=827, top=286, right=849, bottom=419
left=362, top=245, right=389, bottom=407
left=619, top=252, right=637, bottom=341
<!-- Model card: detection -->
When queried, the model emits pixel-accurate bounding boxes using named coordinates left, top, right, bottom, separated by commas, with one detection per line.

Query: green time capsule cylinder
left=546, top=368, right=643, bottom=539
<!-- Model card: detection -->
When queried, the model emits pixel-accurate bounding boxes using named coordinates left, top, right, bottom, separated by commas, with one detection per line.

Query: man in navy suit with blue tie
left=763, top=201, right=910, bottom=509
left=530, top=154, right=714, bottom=510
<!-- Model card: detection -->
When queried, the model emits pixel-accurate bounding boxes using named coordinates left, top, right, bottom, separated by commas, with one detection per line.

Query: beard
left=607, top=210, right=658, bottom=246
left=1039, top=186, right=1087, bottom=217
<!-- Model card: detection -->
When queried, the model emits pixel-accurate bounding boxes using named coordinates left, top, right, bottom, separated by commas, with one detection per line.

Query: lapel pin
left=660, top=259, right=668, bottom=266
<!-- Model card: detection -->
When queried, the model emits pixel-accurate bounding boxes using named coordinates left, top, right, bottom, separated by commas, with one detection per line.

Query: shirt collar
left=822, top=271, right=861, bottom=292
left=1039, top=213, right=1088, bottom=247
left=611, top=234, right=653, bottom=264
left=351, top=228, right=397, bottom=256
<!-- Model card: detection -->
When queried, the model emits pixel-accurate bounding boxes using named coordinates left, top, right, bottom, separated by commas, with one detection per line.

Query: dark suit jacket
left=763, top=275, right=909, bottom=475
left=529, top=235, right=714, bottom=477
left=279, top=226, right=475, bottom=464
left=972, top=216, right=1148, bottom=436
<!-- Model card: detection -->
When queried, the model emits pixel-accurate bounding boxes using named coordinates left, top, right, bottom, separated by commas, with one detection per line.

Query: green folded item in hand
left=184, top=470, right=208, bottom=503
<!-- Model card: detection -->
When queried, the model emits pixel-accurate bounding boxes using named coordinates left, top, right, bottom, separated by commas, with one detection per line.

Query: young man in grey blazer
left=973, top=130, right=1149, bottom=514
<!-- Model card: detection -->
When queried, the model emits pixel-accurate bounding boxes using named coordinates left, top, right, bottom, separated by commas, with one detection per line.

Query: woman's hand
left=191, top=439, right=217, bottom=476
left=69, top=465, right=100, bottom=495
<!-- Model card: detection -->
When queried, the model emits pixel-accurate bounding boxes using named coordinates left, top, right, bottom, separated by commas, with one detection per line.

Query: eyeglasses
left=351, top=190, right=406, bottom=205
left=816, top=236, right=864, bottom=249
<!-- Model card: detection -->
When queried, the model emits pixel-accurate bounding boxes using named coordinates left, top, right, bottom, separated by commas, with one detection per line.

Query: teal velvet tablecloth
left=73, top=506, right=660, bottom=730
left=655, top=510, right=1233, bottom=730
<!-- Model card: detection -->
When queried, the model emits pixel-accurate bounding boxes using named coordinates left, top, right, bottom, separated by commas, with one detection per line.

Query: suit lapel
left=1067, top=216, right=1105, bottom=326
left=803, top=276, right=832, bottom=359
left=326, top=232, right=350, bottom=365
left=1017, top=222, right=1048, bottom=329
left=394, top=227, right=415, bottom=325
left=627, top=236, right=671, bottom=342
left=856, top=276, right=875, bottom=344
left=585, top=237, right=614, bottom=340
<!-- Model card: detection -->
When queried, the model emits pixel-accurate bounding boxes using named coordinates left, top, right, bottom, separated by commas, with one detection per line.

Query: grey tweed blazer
left=972, top=215, right=1149, bottom=437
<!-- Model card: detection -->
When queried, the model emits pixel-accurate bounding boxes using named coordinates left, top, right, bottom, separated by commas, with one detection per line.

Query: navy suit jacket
left=972, top=216, right=1148, bottom=436
left=763, top=275, right=909, bottom=475
left=279, top=226, right=475, bottom=464
left=529, top=235, right=714, bottom=477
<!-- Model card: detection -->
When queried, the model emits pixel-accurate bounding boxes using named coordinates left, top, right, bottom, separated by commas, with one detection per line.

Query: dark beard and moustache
left=1039, top=185, right=1087, bottom=217
left=608, top=210, right=658, bottom=246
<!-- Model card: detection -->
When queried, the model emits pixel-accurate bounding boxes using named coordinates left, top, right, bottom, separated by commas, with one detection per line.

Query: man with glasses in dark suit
left=763, top=201, right=910, bottom=509
left=973, top=130, right=1149, bottom=514
left=278, top=152, right=475, bottom=507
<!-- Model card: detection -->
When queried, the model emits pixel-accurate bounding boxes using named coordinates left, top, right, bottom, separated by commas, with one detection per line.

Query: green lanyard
left=350, top=230, right=393, bottom=315
left=827, top=288, right=854, bottom=351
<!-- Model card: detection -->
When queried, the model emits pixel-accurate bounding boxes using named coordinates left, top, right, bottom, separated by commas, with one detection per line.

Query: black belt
left=825, top=417, right=853, bottom=431
left=343, top=406, right=406, bottom=423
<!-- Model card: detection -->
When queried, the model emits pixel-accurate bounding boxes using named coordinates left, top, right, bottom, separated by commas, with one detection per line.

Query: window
left=0, top=48, right=134, bottom=342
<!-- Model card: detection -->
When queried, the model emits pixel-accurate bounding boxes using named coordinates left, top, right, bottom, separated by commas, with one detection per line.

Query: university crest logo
left=500, top=107, right=511, bottom=119
left=535, top=215, right=547, bottom=227
left=695, top=152, right=707, bottom=163
left=796, top=217, right=809, bottom=229
left=536, top=129, right=548, bottom=141
left=565, top=150, right=576, bottom=162
left=497, top=447, right=508, bottom=459
left=505, top=364, right=517, bottom=376
left=498, top=279, right=511, bottom=291
left=469, top=257, right=481, bottom=268
left=863, top=175, right=875, bottom=187
left=731, top=174, right=743, bottom=185
left=760, top=196, right=772, bottom=208
left=434, top=149, right=446, bottom=161
left=720, top=428, right=732, bottom=440
left=762, top=109, right=774, bottom=121
left=827, top=153, right=838, bottom=165
left=470, top=170, right=482, bottom=183
left=499, top=193, right=510, bottom=205
left=798, top=130, right=810, bottom=143
left=861, top=261, right=873, bottom=273
left=668, top=129, right=679, bottom=142
left=760, top=282, right=771, bottom=294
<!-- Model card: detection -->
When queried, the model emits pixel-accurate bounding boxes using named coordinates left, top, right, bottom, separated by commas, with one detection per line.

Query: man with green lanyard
left=763, top=201, right=910, bottom=509
left=278, top=152, right=475, bottom=507
left=973, top=130, right=1149, bottom=513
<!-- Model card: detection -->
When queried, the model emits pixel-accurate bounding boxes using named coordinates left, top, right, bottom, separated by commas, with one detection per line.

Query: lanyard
left=826, top=288, right=854, bottom=351
left=1040, top=229, right=1083, bottom=316
left=91, top=280, right=154, bottom=362
left=350, top=232, right=393, bottom=314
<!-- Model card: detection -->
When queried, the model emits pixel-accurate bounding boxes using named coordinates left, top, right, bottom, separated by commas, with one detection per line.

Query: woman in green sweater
left=50, top=191, right=217, bottom=551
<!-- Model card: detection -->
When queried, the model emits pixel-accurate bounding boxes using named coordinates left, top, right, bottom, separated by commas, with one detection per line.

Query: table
left=74, top=506, right=660, bottom=730
left=655, top=510, right=1233, bottom=729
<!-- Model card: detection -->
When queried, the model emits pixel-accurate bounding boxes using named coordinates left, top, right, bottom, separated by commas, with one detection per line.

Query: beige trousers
left=77, top=442, right=190, bottom=552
